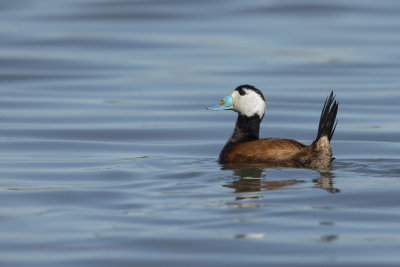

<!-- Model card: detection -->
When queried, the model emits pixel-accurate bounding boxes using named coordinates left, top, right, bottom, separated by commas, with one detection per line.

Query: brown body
left=219, top=136, right=332, bottom=169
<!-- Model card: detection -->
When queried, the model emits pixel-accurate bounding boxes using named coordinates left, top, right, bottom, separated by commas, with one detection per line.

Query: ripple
left=1, top=0, right=400, bottom=266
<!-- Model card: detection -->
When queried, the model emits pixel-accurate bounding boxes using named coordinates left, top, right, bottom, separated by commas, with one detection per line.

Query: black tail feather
left=316, top=91, right=338, bottom=142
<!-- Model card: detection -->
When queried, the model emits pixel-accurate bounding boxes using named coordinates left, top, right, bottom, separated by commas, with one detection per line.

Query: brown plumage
left=207, top=85, right=339, bottom=170
left=219, top=136, right=332, bottom=169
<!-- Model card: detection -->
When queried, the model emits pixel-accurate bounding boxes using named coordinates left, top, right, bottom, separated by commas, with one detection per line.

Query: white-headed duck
left=206, top=85, right=338, bottom=169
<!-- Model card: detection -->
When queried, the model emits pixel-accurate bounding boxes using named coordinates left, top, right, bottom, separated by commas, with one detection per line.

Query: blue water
left=1, top=0, right=400, bottom=266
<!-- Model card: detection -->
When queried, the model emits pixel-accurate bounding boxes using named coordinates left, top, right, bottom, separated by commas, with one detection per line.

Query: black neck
left=226, top=114, right=262, bottom=144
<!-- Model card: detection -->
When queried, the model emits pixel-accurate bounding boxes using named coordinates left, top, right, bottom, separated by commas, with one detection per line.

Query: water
left=1, top=0, right=400, bottom=266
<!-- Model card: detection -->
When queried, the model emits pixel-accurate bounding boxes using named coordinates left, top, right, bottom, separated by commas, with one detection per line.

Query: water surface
left=0, top=0, right=400, bottom=266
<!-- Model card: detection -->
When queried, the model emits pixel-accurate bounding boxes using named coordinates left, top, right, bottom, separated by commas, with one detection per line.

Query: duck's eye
left=219, top=98, right=226, bottom=105
left=238, top=88, right=247, bottom=96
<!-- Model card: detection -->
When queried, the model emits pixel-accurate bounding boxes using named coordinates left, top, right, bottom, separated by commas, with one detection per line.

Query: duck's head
left=206, top=85, right=266, bottom=119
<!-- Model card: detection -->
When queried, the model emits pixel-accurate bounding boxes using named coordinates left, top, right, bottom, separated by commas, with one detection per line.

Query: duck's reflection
left=222, top=164, right=340, bottom=194
left=223, top=167, right=301, bottom=193
left=313, top=171, right=340, bottom=193
left=221, top=165, right=340, bottom=243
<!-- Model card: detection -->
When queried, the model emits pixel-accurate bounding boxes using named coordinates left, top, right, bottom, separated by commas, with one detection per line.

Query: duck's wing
left=220, top=138, right=308, bottom=164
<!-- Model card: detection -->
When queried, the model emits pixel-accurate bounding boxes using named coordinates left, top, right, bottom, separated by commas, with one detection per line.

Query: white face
left=231, top=88, right=266, bottom=118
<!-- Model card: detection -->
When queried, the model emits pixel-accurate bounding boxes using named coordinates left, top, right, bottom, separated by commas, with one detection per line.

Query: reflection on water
left=223, top=166, right=302, bottom=194
left=313, top=172, right=340, bottom=194
left=223, top=165, right=339, bottom=194
left=234, top=233, right=266, bottom=240
left=318, top=234, right=339, bottom=243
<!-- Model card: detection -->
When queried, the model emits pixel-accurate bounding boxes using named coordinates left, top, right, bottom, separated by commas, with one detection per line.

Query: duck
left=206, top=85, right=338, bottom=170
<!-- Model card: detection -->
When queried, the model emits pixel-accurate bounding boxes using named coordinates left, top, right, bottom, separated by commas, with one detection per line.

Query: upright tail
left=315, top=91, right=338, bottom=142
